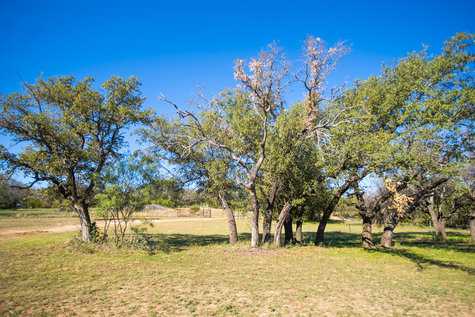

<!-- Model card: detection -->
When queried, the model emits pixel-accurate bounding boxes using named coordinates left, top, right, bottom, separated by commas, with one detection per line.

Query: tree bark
left=380, top=226, right=394, bottom=248
left=469, top=209, right=475, bottom=243
left=315, top=211, right=331, bottom=245
left=261, top=208, right=273, bottom=244
left=284, top=213, right=293, bottom=245
left=314, top=174, right=362, bottom=245
left=295, top=206, right=304, bottom=243
left=274, top=202, right=291, bottom=247
left=428, top=195, right=447, bottom=242
left=248, top=187, right=260, bottom=248
left=361, top=214, right=374, bottom=249
left=74, top=203, right=93, bottom=242
left=429, top=212, right=447, bottom=242
left=261, top=182, right=279, bottom=244
left=218, top=192, right=238, bottom=244
left=433, top=219, right=447, bottom=242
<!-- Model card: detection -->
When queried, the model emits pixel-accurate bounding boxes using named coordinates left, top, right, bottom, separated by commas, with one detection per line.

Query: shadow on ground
left=298, top=230, right=475, bottom=275
left=152, top=232, right=251, bottom=252
left=144, top=229, right=474, bottom=275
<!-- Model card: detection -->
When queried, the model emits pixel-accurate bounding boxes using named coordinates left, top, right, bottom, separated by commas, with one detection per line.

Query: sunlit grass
left=0, top=217, right=474, bottom=316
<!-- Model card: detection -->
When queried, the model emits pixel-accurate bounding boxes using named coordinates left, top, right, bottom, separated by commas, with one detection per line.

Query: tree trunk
left=74, top=203, right=93, bottom=242
left=284, top=213, right=293, bottom=245
left=380, top=226, right=394, bottom=248
left=430, top=214, right=447, bottom=242
left=361, top=214, right=374, bottom=249
left=261, top=182, right=279, bottom=244
left=295, top=206, right=304, bottom=243
left=218, top=192, right=238, bottom=244
left=380, top=211, right=399, bottom=248
left=434, top=219, right=447, bottom=242
left=315, top=211, right=331, bottom=245
left=469, top=209, right=475, bottom=243
left=274, top=202, right=291, bottom=247
left=261, top=208, right=273, bottom=244
left=248, top=187, right=260, bottom=248
left=428, top=195, right=447, bottom=242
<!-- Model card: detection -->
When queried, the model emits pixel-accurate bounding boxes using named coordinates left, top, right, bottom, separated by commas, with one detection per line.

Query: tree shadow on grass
left=394, top=231, right=475, bottom=253
left=299, top=230, right=475, bottom=252
left=138, top=229, right=475, bottom=276
left=369, top=247, right=475, bottom=276
left=296, top=230, right=475, bottom=275
left=148, top=232, right=252, bottom=253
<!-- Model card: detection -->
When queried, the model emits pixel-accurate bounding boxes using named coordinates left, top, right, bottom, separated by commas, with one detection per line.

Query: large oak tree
left=0, top=76, right=149, bottom=241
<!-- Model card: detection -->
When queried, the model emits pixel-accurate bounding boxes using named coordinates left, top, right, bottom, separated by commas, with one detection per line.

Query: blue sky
left=1, top=0, right=474, bottom=154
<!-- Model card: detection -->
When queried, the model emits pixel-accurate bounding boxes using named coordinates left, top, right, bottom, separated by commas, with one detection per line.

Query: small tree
left=0, top=76, right=148, bottom=241
left=96, top=156, right=146, bottom=246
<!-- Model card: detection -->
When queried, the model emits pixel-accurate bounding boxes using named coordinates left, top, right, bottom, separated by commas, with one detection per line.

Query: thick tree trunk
left=428, top=195, right=447, bottom=242
left=433, top=219, right=447, bottom=241
left=284, top=213, right=293, bottom=245
left=274, top=202, right=291, bottom=247
left=380, top=211, right=399, bottom=248
left=248, top=187, right=260, bottom=248
left=295, top=207, right=304, bottom=243
left=74, top=203, right=93, bottom=242
left=315, top=211, right=331, bottom=245
left=261, top=208, right=273, bottom=244
left=380, top=226, right=394, bottom=248
left=361, top=214, right=374, bottom=249
left=469, top=210, right=475, bottom=243
left=218, top=192, right=238, bottom=244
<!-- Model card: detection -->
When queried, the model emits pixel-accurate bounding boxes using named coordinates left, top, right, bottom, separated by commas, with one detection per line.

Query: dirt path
left=0, top=217, right=227, bottom=237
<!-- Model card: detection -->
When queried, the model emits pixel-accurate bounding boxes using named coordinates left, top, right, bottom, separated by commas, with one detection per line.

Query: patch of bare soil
left=0, top=217, right=227, bottom=237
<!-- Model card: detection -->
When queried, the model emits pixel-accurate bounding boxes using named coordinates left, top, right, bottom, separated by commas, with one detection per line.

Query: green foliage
left=190, top=205, right=200, bottom=214
left=95, top=156, right=148, bottom=246
left=0, top=76, right=150, bottom=240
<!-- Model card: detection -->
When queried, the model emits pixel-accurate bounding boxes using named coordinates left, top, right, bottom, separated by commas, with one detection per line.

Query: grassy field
left=0, top=213, right=474, bottom=316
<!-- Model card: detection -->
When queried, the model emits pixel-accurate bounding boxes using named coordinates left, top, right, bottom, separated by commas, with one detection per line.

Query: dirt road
left=0, top=217, right=227, bottom=237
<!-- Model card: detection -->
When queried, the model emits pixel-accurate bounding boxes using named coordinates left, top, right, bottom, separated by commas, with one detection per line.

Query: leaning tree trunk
left=469, top=209, right=475, bottom=243
left=295, top=206, right=304, bottom=243
left=74, top=203, right=93, bottom=242
left=218, top=192, right=238, bottom=244
left=274, top=202, right=291, bottom=247
left=284, top=213, right=293, bottom=245
left=315, top=210, right=331, bottom=245
left=248, top=187, right=260, bottom=248
left=361, top=214, right=374, bottom=249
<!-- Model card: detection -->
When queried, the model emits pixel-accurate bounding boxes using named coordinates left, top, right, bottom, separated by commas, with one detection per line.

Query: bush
left=129, top=226, right=159, bottom=255
left=190, top=205, right=200, bottom=214
left=152, top=197, right=176, bottom=208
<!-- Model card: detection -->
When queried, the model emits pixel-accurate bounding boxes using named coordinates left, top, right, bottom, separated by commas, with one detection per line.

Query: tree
left=96, top=156, right=147, bottom=246
left=0, top=76, right=148, bottom=241
left=0, top=176, right=28, bottom=209
left=339, top=33, right=474, bottom=248
left=141, top=108, right=241, bottom=244
left=156, top=44, right=287, bottom=248
left=260, top=103, right=320, bottom=247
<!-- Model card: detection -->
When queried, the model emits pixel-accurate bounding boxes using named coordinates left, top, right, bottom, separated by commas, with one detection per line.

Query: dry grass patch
left=0, top=218, right=474, bottom=316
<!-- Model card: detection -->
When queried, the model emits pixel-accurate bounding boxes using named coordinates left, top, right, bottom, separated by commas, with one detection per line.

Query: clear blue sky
left=1, top=0, right=474, bottom=152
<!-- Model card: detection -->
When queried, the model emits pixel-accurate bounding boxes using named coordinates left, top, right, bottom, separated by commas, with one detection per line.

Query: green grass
left=0, top=217, right=474, bottom=316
